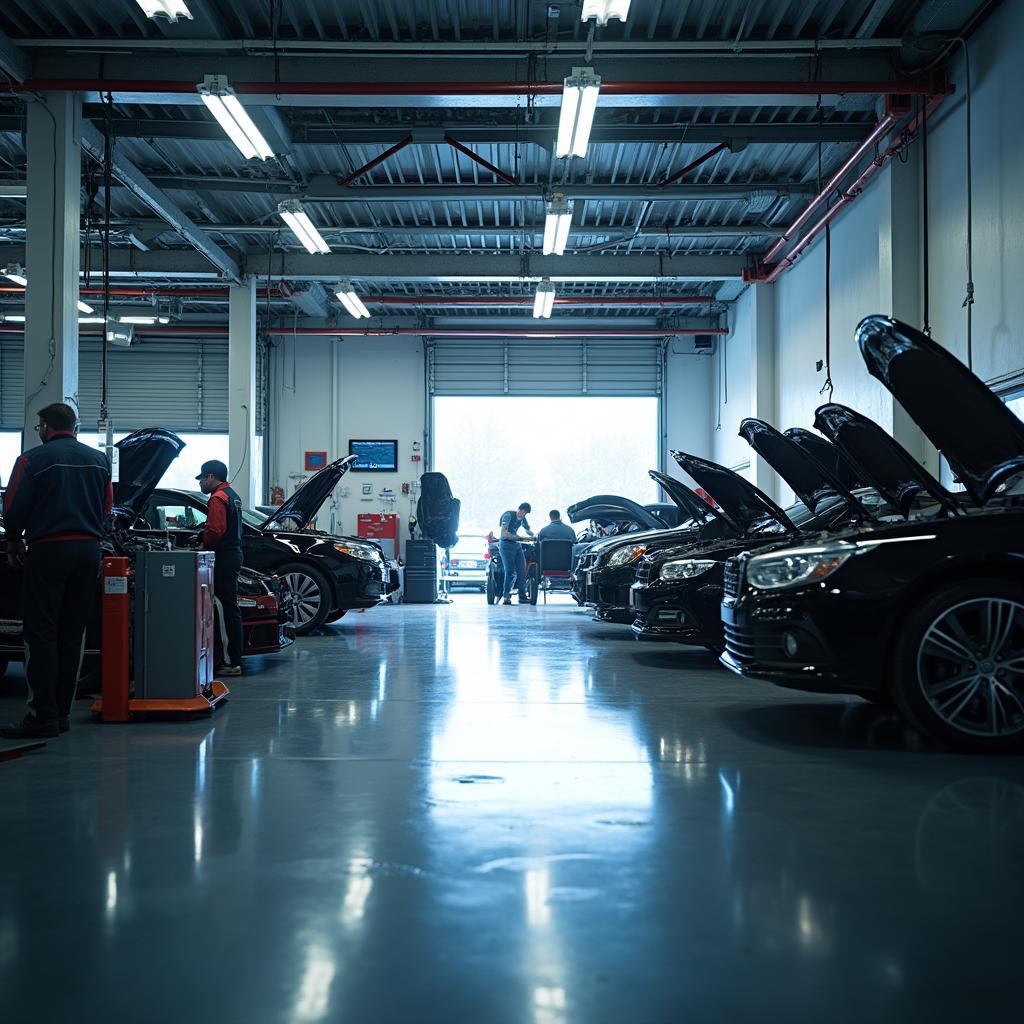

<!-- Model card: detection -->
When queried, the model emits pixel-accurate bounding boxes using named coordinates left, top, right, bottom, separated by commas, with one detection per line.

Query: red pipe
left=19, top=75, right=948, bottom=99
left=760, top=93, right=947, bottom=284
left=656, top=142, right=729, bottom=190
left=1, top=286, right=287, bottom=299
left=362, top=295, right=711, bottom=306
left=443, top=135, right=518, bottom=187
left=338, top=135, right=413, bottom=187
left=761, top=111, right=898, bottom=266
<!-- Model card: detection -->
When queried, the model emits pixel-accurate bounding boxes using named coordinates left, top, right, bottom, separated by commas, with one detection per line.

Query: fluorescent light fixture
left=118, top=315, right=160, bottom=325
left=77, top=300, right=94, bottom=314
left=533, top=279, right=555, bottom=319
left=278, top=200, right=331, bottom=255
left=137, top=0, right=192, bottom=20
left=3, top=264, right=27, bottom=287
left=542, top=194, right=573, bottom=255
left=335, top=280, right=370, bottom=319
left=197, top=75, right=273, bottom=161
left=79, top=317, right=106, bottom=324
left=581, top=0, right=631, bottom=25
left=556, top=67, right=601, bottom=159
left=2, top=313, right=26, bottom=323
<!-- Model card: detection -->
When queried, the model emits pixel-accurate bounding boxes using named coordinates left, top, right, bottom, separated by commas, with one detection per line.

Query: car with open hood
left=630, top=423, right=885, bottom=650
left=137, top=454, right=396, bottom=634
left=571, top=469, right=735, bottom=620
left=720, top=316, right=1024, bottom=753
left=0, top=428, right=293, bottom=678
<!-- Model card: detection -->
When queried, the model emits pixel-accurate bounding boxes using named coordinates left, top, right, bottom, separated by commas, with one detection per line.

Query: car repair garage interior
left=1, top=1, right=1023, bottom=1020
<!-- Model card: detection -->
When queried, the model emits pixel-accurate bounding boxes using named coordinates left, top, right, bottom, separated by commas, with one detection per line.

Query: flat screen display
left=349, top=439, right=398, bottom=472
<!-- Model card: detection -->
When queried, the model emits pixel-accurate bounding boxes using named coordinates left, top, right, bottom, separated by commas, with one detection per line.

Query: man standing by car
left=1, top=404, right=111, bottom=739
left=536, top=509, right=576, bottom=543
left=498, top=502, right=533, bottom=605
left=196, top=460, right=244, bottom=677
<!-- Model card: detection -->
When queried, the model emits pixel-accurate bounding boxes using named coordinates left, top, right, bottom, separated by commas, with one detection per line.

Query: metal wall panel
left=428, top=340, right=662, bottom=397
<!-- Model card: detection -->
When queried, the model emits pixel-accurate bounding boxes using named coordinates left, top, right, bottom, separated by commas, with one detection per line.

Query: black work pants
left=212, top=547, right=243, bottom=668
left=23, top=540, right=101, bottom=722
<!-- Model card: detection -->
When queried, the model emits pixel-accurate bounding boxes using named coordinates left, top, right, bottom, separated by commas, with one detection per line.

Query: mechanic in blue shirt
left=498, top=502, right=533, bottom=605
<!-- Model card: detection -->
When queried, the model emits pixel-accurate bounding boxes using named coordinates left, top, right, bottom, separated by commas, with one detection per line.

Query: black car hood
left=784, top=427, right=866, bottom=491
left=260, top=454, right=356, bottom=531
left=113, top=428, right=186, bottom=519
left=813, top=403, right=959, bottom=518
left=567, top=495, right=665, bottom=531
left=649, top=470, right=716, bottom=524
left=670, top=449, right=796, bottom=534
left=857, top=315, right=1024, bottom=505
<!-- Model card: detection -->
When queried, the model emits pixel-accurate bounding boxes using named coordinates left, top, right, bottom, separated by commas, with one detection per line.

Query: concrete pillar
left=23, top=92, right=81, bottom=449
left=749, top=284, right=778, bottom=498
left=878, top=148, right=938, bottom=474
left=228, top=278, right=257, bottom=507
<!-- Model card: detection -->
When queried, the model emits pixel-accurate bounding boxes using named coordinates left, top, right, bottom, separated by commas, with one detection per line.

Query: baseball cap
left=196, top=459, right=229, bottom=481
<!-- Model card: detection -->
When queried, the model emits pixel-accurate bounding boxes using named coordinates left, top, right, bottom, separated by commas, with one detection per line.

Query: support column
left=878, top=147, right=938, bottom=474
left=228, top=278, right=257, bottom=507
left=23, top=92, right=81, bottom=449
left=749, top=283, right=778, bottom=498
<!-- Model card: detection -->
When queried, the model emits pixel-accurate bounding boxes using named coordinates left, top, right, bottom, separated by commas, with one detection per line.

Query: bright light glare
left=581, top=0, right=631, bottom=24
left=137, top=0, right=193, bottom=20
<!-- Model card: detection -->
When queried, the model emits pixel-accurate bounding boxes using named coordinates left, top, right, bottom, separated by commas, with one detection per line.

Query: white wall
left=663, top=338, right=714, bottom=471
left=712, top=285, right=756, bottom=475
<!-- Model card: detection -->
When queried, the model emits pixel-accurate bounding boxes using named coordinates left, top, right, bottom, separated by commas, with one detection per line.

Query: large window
left=432, top=396, right=660, bottom=532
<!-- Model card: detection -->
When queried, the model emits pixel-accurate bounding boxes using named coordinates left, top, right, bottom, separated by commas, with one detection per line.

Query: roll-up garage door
left=0, top=336, right=228, bottom=431
left=428, top=339, right=663, bottom=396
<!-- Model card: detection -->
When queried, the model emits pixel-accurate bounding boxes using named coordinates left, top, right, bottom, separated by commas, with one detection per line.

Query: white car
left=439, top=533, right=490, bottom=591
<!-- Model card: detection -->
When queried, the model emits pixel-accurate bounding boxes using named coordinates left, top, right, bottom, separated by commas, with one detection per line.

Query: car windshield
left=185, top=489, right=267, bottom=528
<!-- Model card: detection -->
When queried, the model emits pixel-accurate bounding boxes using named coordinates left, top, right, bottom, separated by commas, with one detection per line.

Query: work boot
left=502, top=597, right=512, bottom=605
left=1, top=714, right=59, bottom=739
left=218, top=665, right=242, bottom=677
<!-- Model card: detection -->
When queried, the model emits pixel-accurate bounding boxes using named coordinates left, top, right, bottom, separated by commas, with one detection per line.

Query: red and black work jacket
left=200, top=482, right=243, bottom=553
left=3, top=432, right=113, bottom=545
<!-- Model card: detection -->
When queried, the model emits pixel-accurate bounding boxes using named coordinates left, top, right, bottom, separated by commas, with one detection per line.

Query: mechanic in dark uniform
left=1, top=403, right=112, bottom=739
left=196, top=460, right=244, bottom=677
left=498, top=502, right=533, bottom=605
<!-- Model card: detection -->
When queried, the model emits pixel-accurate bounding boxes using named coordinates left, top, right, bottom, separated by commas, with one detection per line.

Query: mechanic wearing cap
left=1, top=404, right=112, bottom=739
left=196, top=460, right=244, bottom=677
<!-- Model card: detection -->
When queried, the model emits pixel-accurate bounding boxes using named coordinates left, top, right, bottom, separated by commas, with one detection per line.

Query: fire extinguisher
left=270, top=485, right=285, bottom=506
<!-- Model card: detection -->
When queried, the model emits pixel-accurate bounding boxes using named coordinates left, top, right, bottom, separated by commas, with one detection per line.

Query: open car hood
left=670, top=449, right=796, bottom=534
left=113, top=428, right=186, bottom=519
left=649, top=470, right=716, bottom=524
left=784, top=427, right=866, bottom=491
left=567, top=494, right=665, bottom=531
left=857, top=315, right=1024, bottom=505
left=813, top=403, right=959, bottom=518
left=740, top=418, right=867, bottom=517
left=261, top=454, right=356, bottom=531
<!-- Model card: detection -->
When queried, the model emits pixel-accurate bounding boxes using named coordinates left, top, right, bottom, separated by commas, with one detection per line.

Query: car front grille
left=723, top=556, right=742, bottom=599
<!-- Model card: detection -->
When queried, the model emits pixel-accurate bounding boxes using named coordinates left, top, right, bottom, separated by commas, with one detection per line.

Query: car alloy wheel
left=916, top=596, right=1024, bottom=741
left=279, top=566, right=331, bottom=634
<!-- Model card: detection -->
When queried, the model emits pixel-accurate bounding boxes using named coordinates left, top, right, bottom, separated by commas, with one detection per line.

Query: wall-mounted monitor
left=348, top=439, right=398, bottom=472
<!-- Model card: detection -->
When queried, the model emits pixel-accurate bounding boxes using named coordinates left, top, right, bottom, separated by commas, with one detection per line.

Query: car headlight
left=334, top=543, right=379, bottom=560
left=661, top=559, right=716, bottom=581
left=746, top=542, right=856, bottom=591
left=607, top=544, right=647, bottom=568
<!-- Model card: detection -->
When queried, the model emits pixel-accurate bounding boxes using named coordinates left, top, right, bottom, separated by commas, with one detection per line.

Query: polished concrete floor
left=1, top=595, right=1022, bottom=1022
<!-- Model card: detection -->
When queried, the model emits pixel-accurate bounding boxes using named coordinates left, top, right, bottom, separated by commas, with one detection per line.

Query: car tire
left=890, top=579, right=1024, bottom=753
left=526, top=565, right=539, bottom=605
left=279, top=562, right=333, bottom=635
left=486, top=567, right=498, bottom=605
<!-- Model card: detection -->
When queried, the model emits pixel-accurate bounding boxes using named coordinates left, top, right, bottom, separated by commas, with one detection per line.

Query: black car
left=137, top=455, right=395, bottom=634
left=572, top=469, right=734, bottom=620
left=721, top=316, right=1024, bottom=753
left=630, top=423, right=883, bottom=650
left=0, top=428, right=293, bottom=677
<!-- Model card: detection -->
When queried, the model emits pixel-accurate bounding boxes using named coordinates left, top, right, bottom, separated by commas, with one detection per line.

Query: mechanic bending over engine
left=195, top=460, right=244, bottom=677
left=1, top=404, right=112, bottom=740
left=498, top=502, right=534, bottom=605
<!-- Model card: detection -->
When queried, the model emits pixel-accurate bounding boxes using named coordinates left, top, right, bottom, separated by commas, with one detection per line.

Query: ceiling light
left=556, top=67, right=601, bottom=159
left=77, top=300, right=94, bottom=314
left=197, top=75, right=273, bottom=161
left=581, top=0, right=631, bottom=25
left=543, top=194, right=573, bottom=255
left=533, top=279, right=555, bottom=319
left=118, top=316, right=160, bottom=325
left=137, top=1, right=193, bottom=20
left=78, top=317, right=106, bottom=324
left=335, top=280, right=370, bottom=319
left=278, top=200, right=331, bottom=255
left=2, top=313, right=25, bottom=323
left=3, top=264, right=27, bottom=287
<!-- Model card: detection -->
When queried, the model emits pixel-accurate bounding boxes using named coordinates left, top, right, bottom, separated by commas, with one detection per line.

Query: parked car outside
left=720, top=316, right=1024, bottom=753
left=440, top=532, right=489, bottom=591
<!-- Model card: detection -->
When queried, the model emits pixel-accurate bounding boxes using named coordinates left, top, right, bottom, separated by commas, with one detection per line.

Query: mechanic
left=536, top=509, right=576, bottom=543
left=1, top=404, right=112, bottom=740
left=498, top=502, right=533, bottom=605
left=196, top=460, right=244, bottom=677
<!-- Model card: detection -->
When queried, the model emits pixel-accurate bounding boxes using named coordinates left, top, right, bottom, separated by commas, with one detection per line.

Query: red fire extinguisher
left=270, top=485, right=285, bottom=506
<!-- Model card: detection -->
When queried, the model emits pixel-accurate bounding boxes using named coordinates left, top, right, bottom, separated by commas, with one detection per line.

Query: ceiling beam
left=78, top=121, right=241, bottom=283
left=0, top=28, right=29, bottom=84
